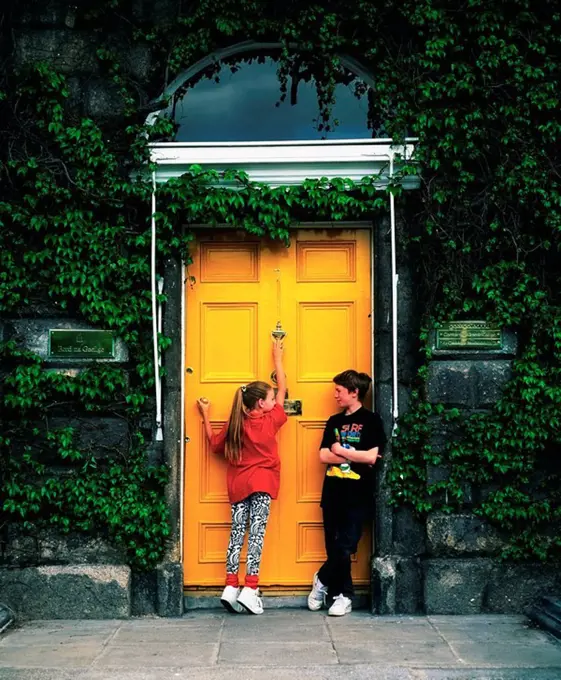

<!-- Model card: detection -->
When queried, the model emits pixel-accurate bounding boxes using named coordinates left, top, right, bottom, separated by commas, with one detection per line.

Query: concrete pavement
left=1, top=610, right=561, bottom=679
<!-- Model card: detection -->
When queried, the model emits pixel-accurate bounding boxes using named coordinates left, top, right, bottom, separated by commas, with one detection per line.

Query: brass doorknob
left=271, top=321, right=287, bottom=340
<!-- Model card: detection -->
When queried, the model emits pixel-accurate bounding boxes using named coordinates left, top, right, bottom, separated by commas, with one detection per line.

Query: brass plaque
left=436, top=321, right=502, bottom=350
left=49, top=330, right=115, bottom=359
left=283, top=399, right=302, bottom=416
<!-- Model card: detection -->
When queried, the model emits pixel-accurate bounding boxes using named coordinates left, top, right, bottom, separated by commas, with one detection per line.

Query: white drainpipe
left=151, top=171, right=163, bottom=442
left=389, top=152, right=399, bottom=436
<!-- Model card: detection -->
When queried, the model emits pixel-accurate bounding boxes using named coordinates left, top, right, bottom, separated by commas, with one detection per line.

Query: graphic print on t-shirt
left=341, top=423, right=364, bottom=445
left=321, top=407, right=387, bottom=511
left=326, top=425, right=361, bottom=481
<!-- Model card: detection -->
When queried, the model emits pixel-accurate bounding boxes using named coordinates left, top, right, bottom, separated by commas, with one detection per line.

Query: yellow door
left=184, top=228, right=373, bottom=589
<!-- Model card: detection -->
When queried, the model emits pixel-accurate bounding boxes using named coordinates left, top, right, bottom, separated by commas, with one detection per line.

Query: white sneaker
left=220, top=585, right=244, bottom=613
left=237, top=586, right=264, bottom=615
left=307, top=572, right=328, bottom=611
left=328, top=594, right=352, bottom=617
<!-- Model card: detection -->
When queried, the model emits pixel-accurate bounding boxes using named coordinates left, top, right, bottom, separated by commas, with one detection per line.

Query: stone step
left=527, top=596, right=561, bottom=640
left=0, top=604, right=14, bottom=634
left=542, top=596, right=561, bottom=619
left=184, top=592, right=371, bottom=611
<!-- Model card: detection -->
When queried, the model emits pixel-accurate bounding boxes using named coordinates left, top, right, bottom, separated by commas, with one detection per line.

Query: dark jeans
left=317, top=504, right=366, bottom=601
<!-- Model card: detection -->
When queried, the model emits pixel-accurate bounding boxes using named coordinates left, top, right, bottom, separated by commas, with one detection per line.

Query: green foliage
left=1, top=0, right=560, bottom=564
left=0, top=40, right=387, bottom=569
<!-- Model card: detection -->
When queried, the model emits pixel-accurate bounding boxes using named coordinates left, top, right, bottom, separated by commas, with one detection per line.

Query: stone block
left=131, top=0, right=178, bottom=24
left=122, top=44, right=153, bottom=82
left=84, top=80, right=125, bottom=120
left=372, top=555, right=423, bottom=614
left=486, top=563, right=561, bottom=614
left=3, top=319, right=128, bottom=363
left=426, top=513, right=505, bottom=556
left=427, top=360, right=512, bottom=408
left=18, top=0, right=69, bottom=26
left=0, top=565, right=131, bottom=619
left=65, top=76, right=85, bottom=113
left=425, top=465, right=473, bottom=507
left=373, top=219, right=392, bottom=326
left=2, top=526, right=124, bottom=567
left=427, top=414, right=465, bottom=453
left=376, top=382, right=411, bottom=429
left=371, top=556, right=396, bottom=614
left=375, top=329, right=393, bottom=383
left=156, top=562, right=183, bottom=617
left=426, top=463, right=450, bottom=485
left=423, top=558, right=492, bottom=614
left=425, top=416, right=473, bottom=504
left=131, top=570, right=157, bottom=616
left=475, top=360, right=512, bottom=406
left=394, top=557, right=423, bottom=614
left=392, top=507, right=426, bottom=556
left=48, top=416, right=129, bottom=456
left=427, top=361, right=473, bottom=406
left=374, top=382, right=393, bottom=434
left=376, top=329, right=419, bottom=384
left=14, top=30, right=99, bottom=73
left=145, top=440, right=165, bottom=466
left=397, top=268, right=421, bottom=336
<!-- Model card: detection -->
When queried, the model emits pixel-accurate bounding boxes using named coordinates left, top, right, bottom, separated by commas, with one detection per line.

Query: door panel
left=184, top=229, right=373, bottom=588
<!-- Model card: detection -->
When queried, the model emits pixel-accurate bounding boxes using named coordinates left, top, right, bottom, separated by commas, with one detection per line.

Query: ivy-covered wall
left=1, top=0, right=560, bottom=618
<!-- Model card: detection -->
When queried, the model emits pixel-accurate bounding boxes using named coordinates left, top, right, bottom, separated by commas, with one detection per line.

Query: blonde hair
left=225, top=381, right=272, bottom=463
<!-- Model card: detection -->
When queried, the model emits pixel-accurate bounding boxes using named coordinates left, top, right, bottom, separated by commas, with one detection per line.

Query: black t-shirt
left=320, top=407, right=386, bottom=511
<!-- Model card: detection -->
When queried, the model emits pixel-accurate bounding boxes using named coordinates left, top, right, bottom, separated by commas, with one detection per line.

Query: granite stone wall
left=2, top=0, right=558, bottom=618
left=1, top=0, right=185, bottom=619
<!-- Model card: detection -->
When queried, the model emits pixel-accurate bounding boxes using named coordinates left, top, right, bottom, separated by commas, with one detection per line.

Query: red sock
left=245, top=575, right=259, bottom=589
left=226, top=573, right=239, bottom=587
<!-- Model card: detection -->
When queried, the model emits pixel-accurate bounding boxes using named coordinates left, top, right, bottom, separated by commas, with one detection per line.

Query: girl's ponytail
left=224, top=381, right=272, bottom=464
left=224, top=388, right=245, bottom=463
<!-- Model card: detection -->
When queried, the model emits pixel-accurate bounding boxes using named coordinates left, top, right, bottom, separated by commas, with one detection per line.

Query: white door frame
left=149, top=138, right=419, bottom=560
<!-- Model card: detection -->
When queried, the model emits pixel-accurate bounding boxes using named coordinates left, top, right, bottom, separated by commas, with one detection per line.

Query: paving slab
left=449, top=640, right=561, bottom=668
left=0, top=612, right=561, bottom=680
left=335, top=641, right=461, bottom=667
left=0, top=626, right=118, bottom=648
left=113, top=619, right=223, bottom=644
left=0, top=643, right=103, bottom=668
left=222, top=612, right=330, bottom=642
left=433, top=622, right=555, bottom=645
left=415, top=672, right=561, bottom=680
left=0, top=668, right=416, bottom=680
left=328, top=619, right=439, bottom=641
left=93, top=641, right=220, bottom=667
left=219, top=640, right=339, bottom=665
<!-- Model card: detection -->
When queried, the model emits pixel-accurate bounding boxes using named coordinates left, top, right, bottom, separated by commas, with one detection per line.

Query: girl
left=197, top=338, right=287, bottom=615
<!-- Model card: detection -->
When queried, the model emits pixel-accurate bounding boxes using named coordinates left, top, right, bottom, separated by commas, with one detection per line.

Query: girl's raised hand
left=197, top=397, right=211, bottom=415
left=272, top=337, right=284, bottom=359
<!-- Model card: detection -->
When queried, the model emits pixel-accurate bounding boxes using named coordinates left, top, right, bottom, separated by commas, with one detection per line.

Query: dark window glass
left=169, top=56, right=372, bottom=142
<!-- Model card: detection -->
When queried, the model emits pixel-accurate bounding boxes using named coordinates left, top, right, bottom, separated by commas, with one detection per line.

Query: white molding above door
left=150, top=139, right=419, bottom=189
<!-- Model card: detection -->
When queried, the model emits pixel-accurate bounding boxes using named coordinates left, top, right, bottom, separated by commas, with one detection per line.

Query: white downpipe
left=157, top=278, right=164, bottom=357
left=157, top=276, right=164, bottom=433
left=389, top=153, right=399, bottom=436
left=151, top=171, right=163, bottom=442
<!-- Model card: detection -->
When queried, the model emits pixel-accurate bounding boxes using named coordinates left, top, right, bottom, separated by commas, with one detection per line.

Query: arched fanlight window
left=160, top=45, right=378, bottom=142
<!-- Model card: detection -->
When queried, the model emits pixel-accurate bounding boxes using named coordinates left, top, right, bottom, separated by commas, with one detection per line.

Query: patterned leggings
left=226, top=492, right=271, bottom=578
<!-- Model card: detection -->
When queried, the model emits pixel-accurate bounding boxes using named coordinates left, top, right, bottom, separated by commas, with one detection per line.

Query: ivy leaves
left=2, top=0, right=561, bottom=565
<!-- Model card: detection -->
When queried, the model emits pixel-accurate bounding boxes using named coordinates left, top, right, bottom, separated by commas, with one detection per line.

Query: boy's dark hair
left=333, top=370, right=372, bottom=401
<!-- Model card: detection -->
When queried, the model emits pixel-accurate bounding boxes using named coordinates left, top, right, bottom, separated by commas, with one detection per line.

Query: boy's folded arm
left=343, top=447, right=381, bottom=464
left=319, top=447, right=347, bottom=464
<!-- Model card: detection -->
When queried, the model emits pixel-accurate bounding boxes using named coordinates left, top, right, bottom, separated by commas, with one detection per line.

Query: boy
left=307, top=370, right=386, bottom=616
